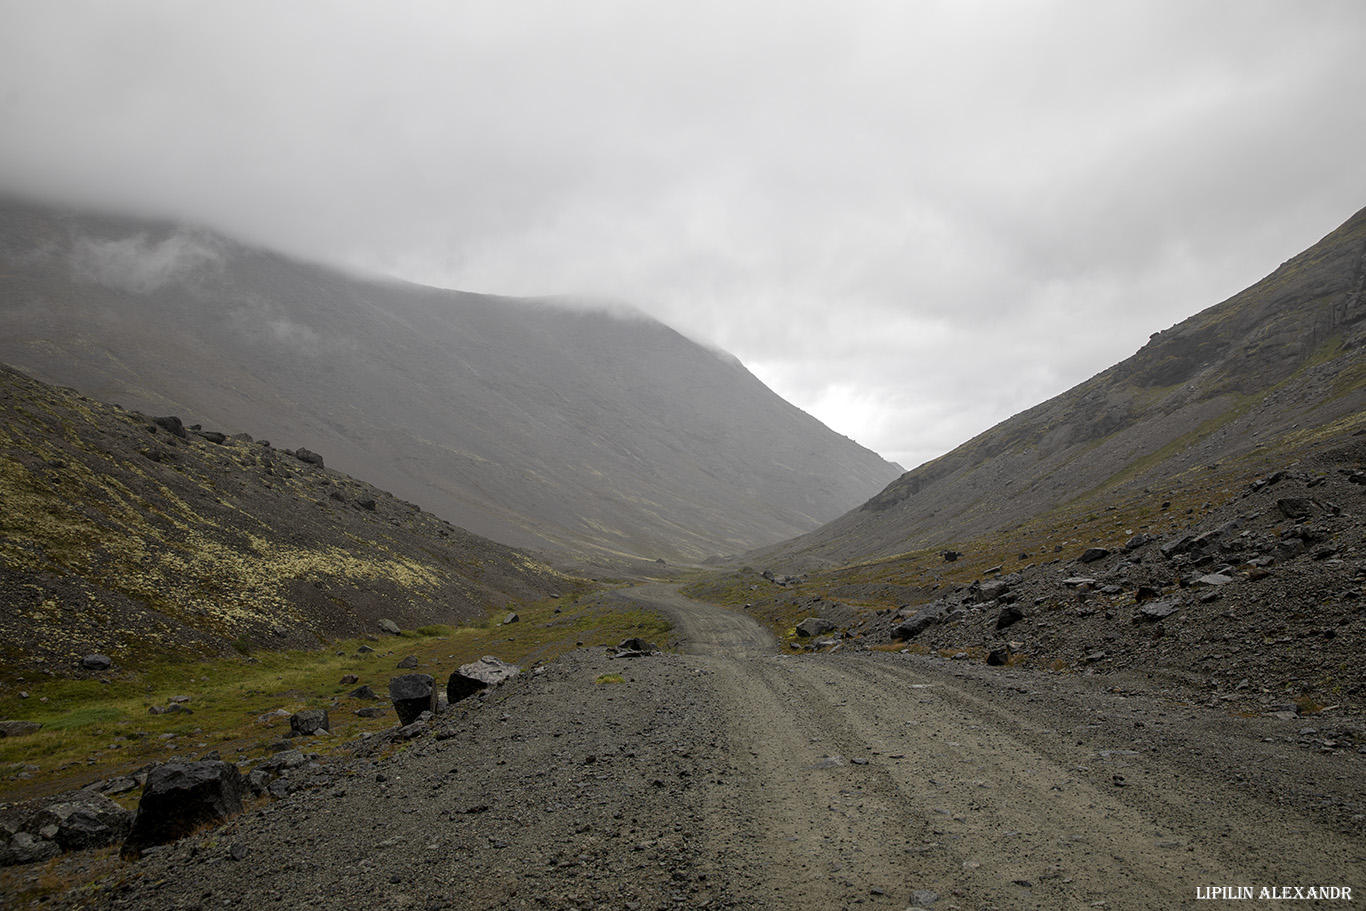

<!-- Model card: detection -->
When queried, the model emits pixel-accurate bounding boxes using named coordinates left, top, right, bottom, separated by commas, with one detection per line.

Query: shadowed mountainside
left=0, top=363, right=565, bottom=672
left=754, top=203, right=1366, bottom=568
left=0, top=197, right=900, bottom=563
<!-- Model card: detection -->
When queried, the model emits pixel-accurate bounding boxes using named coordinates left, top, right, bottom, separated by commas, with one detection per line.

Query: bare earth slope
left=0, top=197, right=899, bottom=562
left=72, top=586, right=1364, bottom=911
left=758, top=203, right=1366, bottom=569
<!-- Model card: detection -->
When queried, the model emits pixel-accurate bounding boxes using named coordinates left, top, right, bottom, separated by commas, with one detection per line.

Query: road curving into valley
left=85, top=583, right=1364, bottom=911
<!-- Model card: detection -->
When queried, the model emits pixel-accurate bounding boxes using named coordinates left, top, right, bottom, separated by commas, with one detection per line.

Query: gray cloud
left=2, top=0, right=1364, bottom=468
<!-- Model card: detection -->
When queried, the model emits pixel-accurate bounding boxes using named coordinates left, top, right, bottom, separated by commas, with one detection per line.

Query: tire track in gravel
left=627, top=584, right=1366, bottom=911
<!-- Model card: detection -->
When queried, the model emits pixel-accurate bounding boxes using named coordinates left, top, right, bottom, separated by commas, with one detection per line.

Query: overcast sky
left=3, top=2, right=1365, bottom=469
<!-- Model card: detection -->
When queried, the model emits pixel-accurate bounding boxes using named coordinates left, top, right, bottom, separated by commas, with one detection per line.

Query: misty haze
left=1, top=3, right=1364, bottom=909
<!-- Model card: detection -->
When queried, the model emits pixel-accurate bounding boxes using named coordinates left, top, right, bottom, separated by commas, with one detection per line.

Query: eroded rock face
left=447, top=657, right=520, bottom=704
left=122, top=761, right=245, bottom=859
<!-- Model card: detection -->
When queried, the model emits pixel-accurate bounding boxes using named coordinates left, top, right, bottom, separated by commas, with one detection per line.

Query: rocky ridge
left=728, top=442, right=1366, bottom=722
left=756, top=202, right=1366, bottom=569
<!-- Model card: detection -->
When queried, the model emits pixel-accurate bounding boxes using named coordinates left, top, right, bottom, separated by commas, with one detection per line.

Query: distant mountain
left=0, top=197, right=900, bottom=562
left=0, top=363, right=564, bottom=668
left=757, top=203, right=1366, bottom=568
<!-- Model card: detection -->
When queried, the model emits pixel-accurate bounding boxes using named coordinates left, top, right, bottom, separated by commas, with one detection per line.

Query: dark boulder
left=151, top=415, right=187, bottom=438
left=1277, top=498, right=1315, bottom=520
left=388, top=674, right=437, bottom=725
left=377, top=619, right=401, bottom=635
left=611, top=637, right=659, bottom=657
left=34, top=795, right=132, bottom=851
left=1078, top=547, right=1111, bottom=564
left=246, top=749, right=310, bottom=797
left=795, top=617, right=836, bottom=638
left=396, top=655, right=418, bottom=669
left=446, top=657, right=520, bottom=704
left=288, top=709, right=329, bottom=737
left=995, top=605, right=1025, bottom=630
left=974, top=579, right=1013, bottom=601
left=1160, top=532, right=1197, bottom=558
left=1124, top=533, right=1154, bottom=551
left=122, top=761, right=245, bottom=859
left=1, top=832, right=60, bottom=866
left=1136, top=600, right=1181, bottom=622
left=893, top=601, right=949, bottom=640
left=294, top=447, right=324, bottom=468
left=80, top=654, right=113, bottom=671
left=986, top=648, right=1011, bottom=666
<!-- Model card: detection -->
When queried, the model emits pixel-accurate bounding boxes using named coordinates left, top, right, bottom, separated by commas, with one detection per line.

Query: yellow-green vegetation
left=593, top=673, right=625, bottom=685
left=0, top=592, right=669, bottom=802
left=0, top=441, right=449, bottom=650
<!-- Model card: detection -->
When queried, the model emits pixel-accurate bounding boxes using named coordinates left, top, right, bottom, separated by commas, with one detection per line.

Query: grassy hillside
left=0, top=364, right=566, bottom=674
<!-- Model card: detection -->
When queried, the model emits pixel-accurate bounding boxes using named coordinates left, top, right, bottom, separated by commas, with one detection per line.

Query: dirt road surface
left=93, top=585, right=1364, bottom=910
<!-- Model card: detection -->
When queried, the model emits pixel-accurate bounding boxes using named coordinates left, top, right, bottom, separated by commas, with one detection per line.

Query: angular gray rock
left=388, top=674, right=437, bottom=725
left=995, top=605, right=1025, bottom=630
left=0, top=720, right=42, bottom=737
left=80, top=654, right=113, bottom=671
left=1079, top=547, right=1111, bottom=564
left=396, top=655, right=419, bottom=669
left=288, top=709, right=330, bottom=737
left=1137, top=600, right=1181, bottom=621
left=122, top=761, right=245, bottom=859
left=446, top=656, right=520, bottom=704
left=377, top=619, right=401, bottom=635
left=34, top=795, right=132, bottom=851
left=1277, top=497, right=1315, bottom=519
left=894, top=601, right=950, bottom=640
left=795, top=617, right=836, bottom=638
left=1, top=832, right=60, bottom=866
left=293, top=447, right=324, bottom=467
left=611, top=637, right=659, bottom=657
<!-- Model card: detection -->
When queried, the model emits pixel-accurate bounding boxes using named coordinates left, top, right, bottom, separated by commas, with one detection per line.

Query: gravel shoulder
left=73, top=585, right=1364, bottom=911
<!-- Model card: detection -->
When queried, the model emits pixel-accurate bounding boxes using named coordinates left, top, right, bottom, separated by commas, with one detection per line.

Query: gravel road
left=96, top=585, right=1364, bottom=911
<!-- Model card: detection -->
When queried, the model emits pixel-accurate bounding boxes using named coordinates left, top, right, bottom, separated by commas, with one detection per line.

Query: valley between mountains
left=43, top=584, right=1362, bottom=911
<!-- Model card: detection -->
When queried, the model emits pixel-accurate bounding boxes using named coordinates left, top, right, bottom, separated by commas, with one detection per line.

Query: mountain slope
left=0, top=198, right=900, bottom=562
left=758, top=203, right=1366, bottom=567
left=0, top=364, right=564, bottom=671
